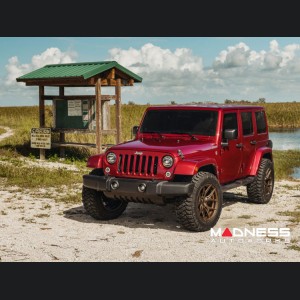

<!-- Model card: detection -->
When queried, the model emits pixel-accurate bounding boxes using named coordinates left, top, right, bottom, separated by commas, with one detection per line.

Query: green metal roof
left=16, top=61, right=142, bottom=82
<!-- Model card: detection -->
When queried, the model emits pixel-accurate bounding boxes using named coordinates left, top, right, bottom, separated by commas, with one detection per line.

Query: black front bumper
left=83, top=175, right=194, bottom=198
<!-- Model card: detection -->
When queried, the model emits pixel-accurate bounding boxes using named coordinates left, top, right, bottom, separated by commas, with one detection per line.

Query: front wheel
left=176, top=172, right=223, bottom=232
left=82, top=169, right=128, bottom=220
left=247, top=158, right=274, bottom=204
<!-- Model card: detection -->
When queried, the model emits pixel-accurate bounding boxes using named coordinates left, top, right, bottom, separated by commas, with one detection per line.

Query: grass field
left=0, top=103, right=300, bottom=181
left=258, top=102, right=300, bottom=129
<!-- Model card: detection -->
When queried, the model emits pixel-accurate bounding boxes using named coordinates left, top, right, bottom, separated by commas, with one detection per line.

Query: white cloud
left=108, top=43, right=204, bottom=102
left=5, top=47, right=77, bottom=85
left=214, top=40, right=300, bottom=71
left=109, top=43, right=203, bottom=74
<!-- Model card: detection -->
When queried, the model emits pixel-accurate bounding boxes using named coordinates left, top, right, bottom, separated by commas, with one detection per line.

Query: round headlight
left=162, top=155, right=174, bottom=168
left=106, top=152, right=117, bottom=164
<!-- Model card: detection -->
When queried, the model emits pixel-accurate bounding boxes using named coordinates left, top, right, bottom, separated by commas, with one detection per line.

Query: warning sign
left=31, top=128, right=51, bottom=149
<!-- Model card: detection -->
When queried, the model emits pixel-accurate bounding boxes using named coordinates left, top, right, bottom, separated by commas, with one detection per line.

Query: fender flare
left=87, top=154, right=104, bottom=169
left=250, top=147, right=272, bottom=176
left=174, top=158, right=218, bottom=177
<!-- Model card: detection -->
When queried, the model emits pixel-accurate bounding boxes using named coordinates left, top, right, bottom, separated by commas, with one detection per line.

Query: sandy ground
left=0, top=175, right=299, bottom=262
left=0, top=126, right=299, bottom=262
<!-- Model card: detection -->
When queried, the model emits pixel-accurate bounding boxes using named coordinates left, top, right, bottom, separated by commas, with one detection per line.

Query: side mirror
left=132, top=126, right=139, bottom=139
left=223, top=129, right=237, bottom=140
left=221, top=129, right=237, bottom=147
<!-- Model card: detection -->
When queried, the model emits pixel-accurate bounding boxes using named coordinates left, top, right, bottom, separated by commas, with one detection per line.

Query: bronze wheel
left=176, top=172, right=223, bottom=232
left=198, top=184, right=219, bottom=221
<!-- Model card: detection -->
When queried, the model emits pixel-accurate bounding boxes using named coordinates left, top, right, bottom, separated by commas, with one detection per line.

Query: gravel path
left=0, top=126, right=14, bottom=142
left=0, top=178, right=299, bottom=262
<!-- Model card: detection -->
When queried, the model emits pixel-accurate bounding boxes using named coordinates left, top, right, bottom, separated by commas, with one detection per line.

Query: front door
left=219, top=112, right=243, bottom=184
left=240, top=110, right=256, bottom=177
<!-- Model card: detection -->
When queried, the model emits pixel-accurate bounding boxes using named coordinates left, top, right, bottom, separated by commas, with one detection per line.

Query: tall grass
left=260, top=103, right=300, bottom=129
left=0, top=102, right=299, bottom=160
left=273, top=150, right=300, bottom=180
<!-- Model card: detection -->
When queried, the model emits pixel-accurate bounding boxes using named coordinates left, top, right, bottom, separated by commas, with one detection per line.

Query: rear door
left=240, top=110, right=256, bottom=177
left=219, top=111, right=243, bottom=183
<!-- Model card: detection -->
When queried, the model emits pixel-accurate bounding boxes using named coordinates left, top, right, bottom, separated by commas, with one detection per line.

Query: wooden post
left=59, top=86, right=65, bottom=159
left=115, top=78, right=122, bottom=144
left=95, top=78, right=102, bottom=153
left=101, top=100, right=110, bottom=130
left=39, top=85, right=45, bottom=160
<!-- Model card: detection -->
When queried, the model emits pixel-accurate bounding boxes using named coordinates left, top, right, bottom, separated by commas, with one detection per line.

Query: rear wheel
left=247, top=158, right=274, bottom=204
left=82, top=169, right=128, bottom=220
left=176, top=172, right=223, bottom=232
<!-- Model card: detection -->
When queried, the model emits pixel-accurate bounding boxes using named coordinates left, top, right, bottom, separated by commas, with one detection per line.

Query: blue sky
left=1, top=37, right=300, bottom=106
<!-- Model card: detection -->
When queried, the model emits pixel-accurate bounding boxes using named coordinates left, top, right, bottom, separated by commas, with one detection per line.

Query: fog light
left=138, top=183, right=147, bottom=193
left=165, top=171, right=171, bottom=178
left=111, top=180, right=119, bottom=190
left=105, top=167, right=110, bottom=173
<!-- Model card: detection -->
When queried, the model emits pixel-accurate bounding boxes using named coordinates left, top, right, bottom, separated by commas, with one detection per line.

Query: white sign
left=68, top=100, right=82, bottom=116
left=31, top=128, right=51, bottom=149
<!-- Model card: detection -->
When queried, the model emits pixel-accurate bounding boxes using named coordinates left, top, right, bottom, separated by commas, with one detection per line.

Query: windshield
left=140, top=109, right=218, bottom=136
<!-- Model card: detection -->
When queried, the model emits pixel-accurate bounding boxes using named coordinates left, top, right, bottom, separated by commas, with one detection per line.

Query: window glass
left=241, top=112, right=253, bottom=135
left=255, top=111, right=267, bottom=133
left=140, top=110, right=218, bottom=136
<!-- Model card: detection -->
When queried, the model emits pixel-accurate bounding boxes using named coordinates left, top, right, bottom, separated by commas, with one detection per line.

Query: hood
left=108, top=138, right=216, bottom=157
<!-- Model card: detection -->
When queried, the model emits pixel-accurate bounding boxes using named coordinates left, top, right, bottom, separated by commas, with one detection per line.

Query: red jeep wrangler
left=82, top=105, right=274, bottom=232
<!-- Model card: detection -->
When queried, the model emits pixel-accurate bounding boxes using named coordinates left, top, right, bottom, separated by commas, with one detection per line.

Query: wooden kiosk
left=16, top=61, right=142, bottom=159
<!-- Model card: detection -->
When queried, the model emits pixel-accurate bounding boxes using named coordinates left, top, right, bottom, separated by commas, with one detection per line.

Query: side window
left=223, top=113, right=238, bottom=139
left=241, top=112, right=253, bottom=136
left=255, top=111, right=267, bottom=134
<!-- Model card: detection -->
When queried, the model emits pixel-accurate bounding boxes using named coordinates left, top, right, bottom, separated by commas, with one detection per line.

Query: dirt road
left=0, top=126, right=14, bottom=142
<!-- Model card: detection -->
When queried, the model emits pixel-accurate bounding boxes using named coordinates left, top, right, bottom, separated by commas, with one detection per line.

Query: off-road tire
left=82, top=169, right=128, bottom=220
left=247, top=158, right=274, bottom=204
left=176, top=172, right=223, bottom=232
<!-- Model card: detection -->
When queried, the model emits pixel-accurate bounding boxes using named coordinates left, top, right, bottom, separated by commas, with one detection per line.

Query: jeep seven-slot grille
left=118, top=154, right=159, bottom=175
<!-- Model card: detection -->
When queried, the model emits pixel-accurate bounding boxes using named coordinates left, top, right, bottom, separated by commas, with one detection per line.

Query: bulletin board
left=54, top=99, right=96, bottom=130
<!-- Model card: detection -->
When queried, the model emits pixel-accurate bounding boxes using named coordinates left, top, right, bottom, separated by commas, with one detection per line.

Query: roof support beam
left=95, top=78, right=102, bottom=153
left=42, top=95, right=116, bottom=101
left=39, top=85, right=45, bottom=160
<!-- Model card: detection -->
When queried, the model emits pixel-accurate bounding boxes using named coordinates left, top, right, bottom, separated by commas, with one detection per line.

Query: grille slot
left=117, top=154, right=159, bottom=176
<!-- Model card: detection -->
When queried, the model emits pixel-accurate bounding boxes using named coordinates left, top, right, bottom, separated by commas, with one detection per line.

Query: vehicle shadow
left=223, top=192, right=250, bottom=207
left=63, top=203, right=184, bottom=232
left=63, top=192, right=251, bottom=231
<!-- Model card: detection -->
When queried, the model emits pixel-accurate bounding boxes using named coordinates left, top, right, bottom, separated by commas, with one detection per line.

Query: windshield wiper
left=168, top=131, right=198, bottom=140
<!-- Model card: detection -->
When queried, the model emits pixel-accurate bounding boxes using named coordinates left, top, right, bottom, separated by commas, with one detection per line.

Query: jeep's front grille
left=118, top=154, right=159, bottom=176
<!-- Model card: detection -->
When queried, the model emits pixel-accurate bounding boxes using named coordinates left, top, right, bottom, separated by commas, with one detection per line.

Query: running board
left=221, top=176, right=255, bottom=192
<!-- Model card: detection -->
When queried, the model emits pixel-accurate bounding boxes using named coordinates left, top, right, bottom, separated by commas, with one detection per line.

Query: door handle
left=250, top=140, right=257, bottom=145
left=236, top=143, right=243, bottom=148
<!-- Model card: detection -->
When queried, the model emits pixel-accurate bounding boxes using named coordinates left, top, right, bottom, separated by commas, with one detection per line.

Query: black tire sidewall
left=261, top=160, right=274, bottom=203
left=82, top=169, right=128, bottom=220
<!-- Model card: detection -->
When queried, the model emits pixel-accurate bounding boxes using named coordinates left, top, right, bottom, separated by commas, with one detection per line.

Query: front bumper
left=83, top=175, right=194, bottom=198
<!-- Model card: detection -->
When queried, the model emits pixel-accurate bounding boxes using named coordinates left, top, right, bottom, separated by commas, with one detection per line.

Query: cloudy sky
left=1, top=37, right=300, bottom=106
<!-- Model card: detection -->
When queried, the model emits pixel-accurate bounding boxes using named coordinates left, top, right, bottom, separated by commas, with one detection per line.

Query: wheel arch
left=250, top=147, right=273, bottom=176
